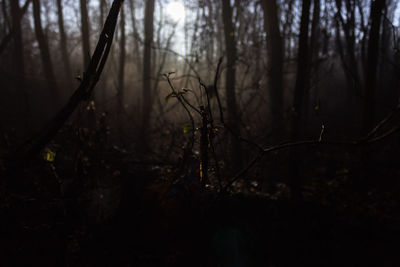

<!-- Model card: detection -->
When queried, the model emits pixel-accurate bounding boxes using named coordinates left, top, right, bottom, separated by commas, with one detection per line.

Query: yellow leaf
left=43, top=148, right=56, bottom=162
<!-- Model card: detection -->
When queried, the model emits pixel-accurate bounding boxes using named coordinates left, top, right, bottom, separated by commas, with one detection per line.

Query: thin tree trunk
left=117, top=6, right=125, bottom=142
left=56, top=0, right=73, bottom=86
left=222, top=0, right=242, bottom=172
left=10, top=0, right=30, bottom=127
left=309, top=0, right=320, bottom=114
left=310, top=0, right=320, bottom=69
left=100, top=0, right=106, bottom=27
left=80, top=0, right=91, bottom=69
left=283, top=0, right=294, bottom=59
left=10, top=0, right=25, bottom=88
left=335, top=0, right=362, bottom=95
left=0, top=0, right=30, bottom=56
left=261, top=0, right=284, bottom=139
left=141, top=0, right=155, bottom=150
left=290, top=0, right=311, bottom=201
left=128, top=0, right=142, bottom=75
left=32, top=0, right=59, bottom=105
left=2, top=0, right=10, bottom=34
left=362, top=0, right=385, bottom=135
left=99, top=0, right=107, bottom=103
left=293, top=0, right=311, bottom=125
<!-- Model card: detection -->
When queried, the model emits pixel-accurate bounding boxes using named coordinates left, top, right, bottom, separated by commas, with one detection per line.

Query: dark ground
left=0, top=130, right=399, bottom=267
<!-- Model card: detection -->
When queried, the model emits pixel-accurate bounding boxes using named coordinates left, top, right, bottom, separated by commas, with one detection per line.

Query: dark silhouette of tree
left=117, top=5, right=126, bottom=142
left=141, top=0, right=155, bottom=150
left=261, top=0, right=284, bottom=139
left=128, top=0, right=142, bottom=76
left=334, top=0, right=362, bottom=102
left=100, top=0, right=107, bottom=27
left=290, top=0, right=311, bottom=201
left=7, top=0, right=123, bottom=167
left=80, top=0, right=91, bottom=69
left=32, top=0, right=59, bottom=105
left=222, top=0, right=242, bottom=171
left=363, top=0, right=386, bottom=135
left=0, top=0, right=30, bottom=56
left=56, top=0, right=73, bottom=87
left=10, top=0, right=27, bottom=102
left=310, top=0, right=320, bottom=71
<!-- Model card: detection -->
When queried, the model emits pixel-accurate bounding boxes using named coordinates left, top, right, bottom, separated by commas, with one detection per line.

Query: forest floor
left=1, top=132, right=399, bottom=266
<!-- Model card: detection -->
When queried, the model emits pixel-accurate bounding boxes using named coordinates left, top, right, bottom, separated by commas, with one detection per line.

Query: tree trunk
left=128, top=0, right=142, bottom=75
left=0, top=0, right=30, bottom=57
left=80, top=0, right=91, bottom=69
left=310, top=0, right=320, bottom=68
left=334, top=0, right=362, bottom=98
left=261, top=0, right=284, bottom=139
left=362, top=0, right=385, bottom=135
left=5, top=0, right=123, bottom=171
left=118, top=6, right=126, bottom=142
left=10, top=0, right=30, bottom=127
left=141, top=0, right=155, bottom=150
left=32, top=0, right=59, bottom=105
left=10, top=0, right=25, bottom=88
left=309, top=0, right=320, bottom=114
left=290, top=0, right=311, bottom=201
left=222, top=0, right=242, bottom=172
left=283, top=0, right=294, bottom=59
left=293, top=0, right=311, bottom=125
left=100, top=0, right=106, bottom=27
left=56, top=0, right=73, bottom=86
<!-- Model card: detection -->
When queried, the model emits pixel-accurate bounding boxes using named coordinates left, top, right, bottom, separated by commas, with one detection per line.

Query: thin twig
left=164, top=73, right=196, bottom=152
left=364, top=102, right=400, bottom=140
left=220, top=125, right=400, bottom=194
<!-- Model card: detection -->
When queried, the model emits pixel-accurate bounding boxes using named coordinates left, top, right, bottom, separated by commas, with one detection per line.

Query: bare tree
left=128, top=0, right=142, bottom=75
left=10, top=0, right=30, bottom=126
left=100, top=0, right=107, bottom=27
left=80, top=0, right=91, bottom=69
left=117, top=5, right=126, bottom=142
left=334, top=0, right=362, bottom=99
left=32, top=0, right=59, bottom=104
left=222, top=0, right=242, bottom=171
left=141, top=0, right=155, bottom=149
left=10, top=0, right=25, bottom=89
left=56, top=0, right=73, bottom=87
left=293, top=0, right=312, bottom=126
left=362, top=0, right=386, bottom=134
left=290, top=0, right=312, bottom=201
left=261, top=0, right=284, bottom=139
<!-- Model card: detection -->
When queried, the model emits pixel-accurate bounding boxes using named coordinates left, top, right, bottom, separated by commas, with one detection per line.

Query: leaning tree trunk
left=5, top=0, right=123, bottom=173
left=32, top=0, right=59, bottom=106
left=261, top=0, right=284, bottom=140
left=140, top=0, right=155, bottom=150
left=222, top=0, right=242, bottom=172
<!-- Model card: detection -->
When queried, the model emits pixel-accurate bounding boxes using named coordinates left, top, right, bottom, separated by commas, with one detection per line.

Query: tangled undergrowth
left=1, top=121, right=399, bottom=266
